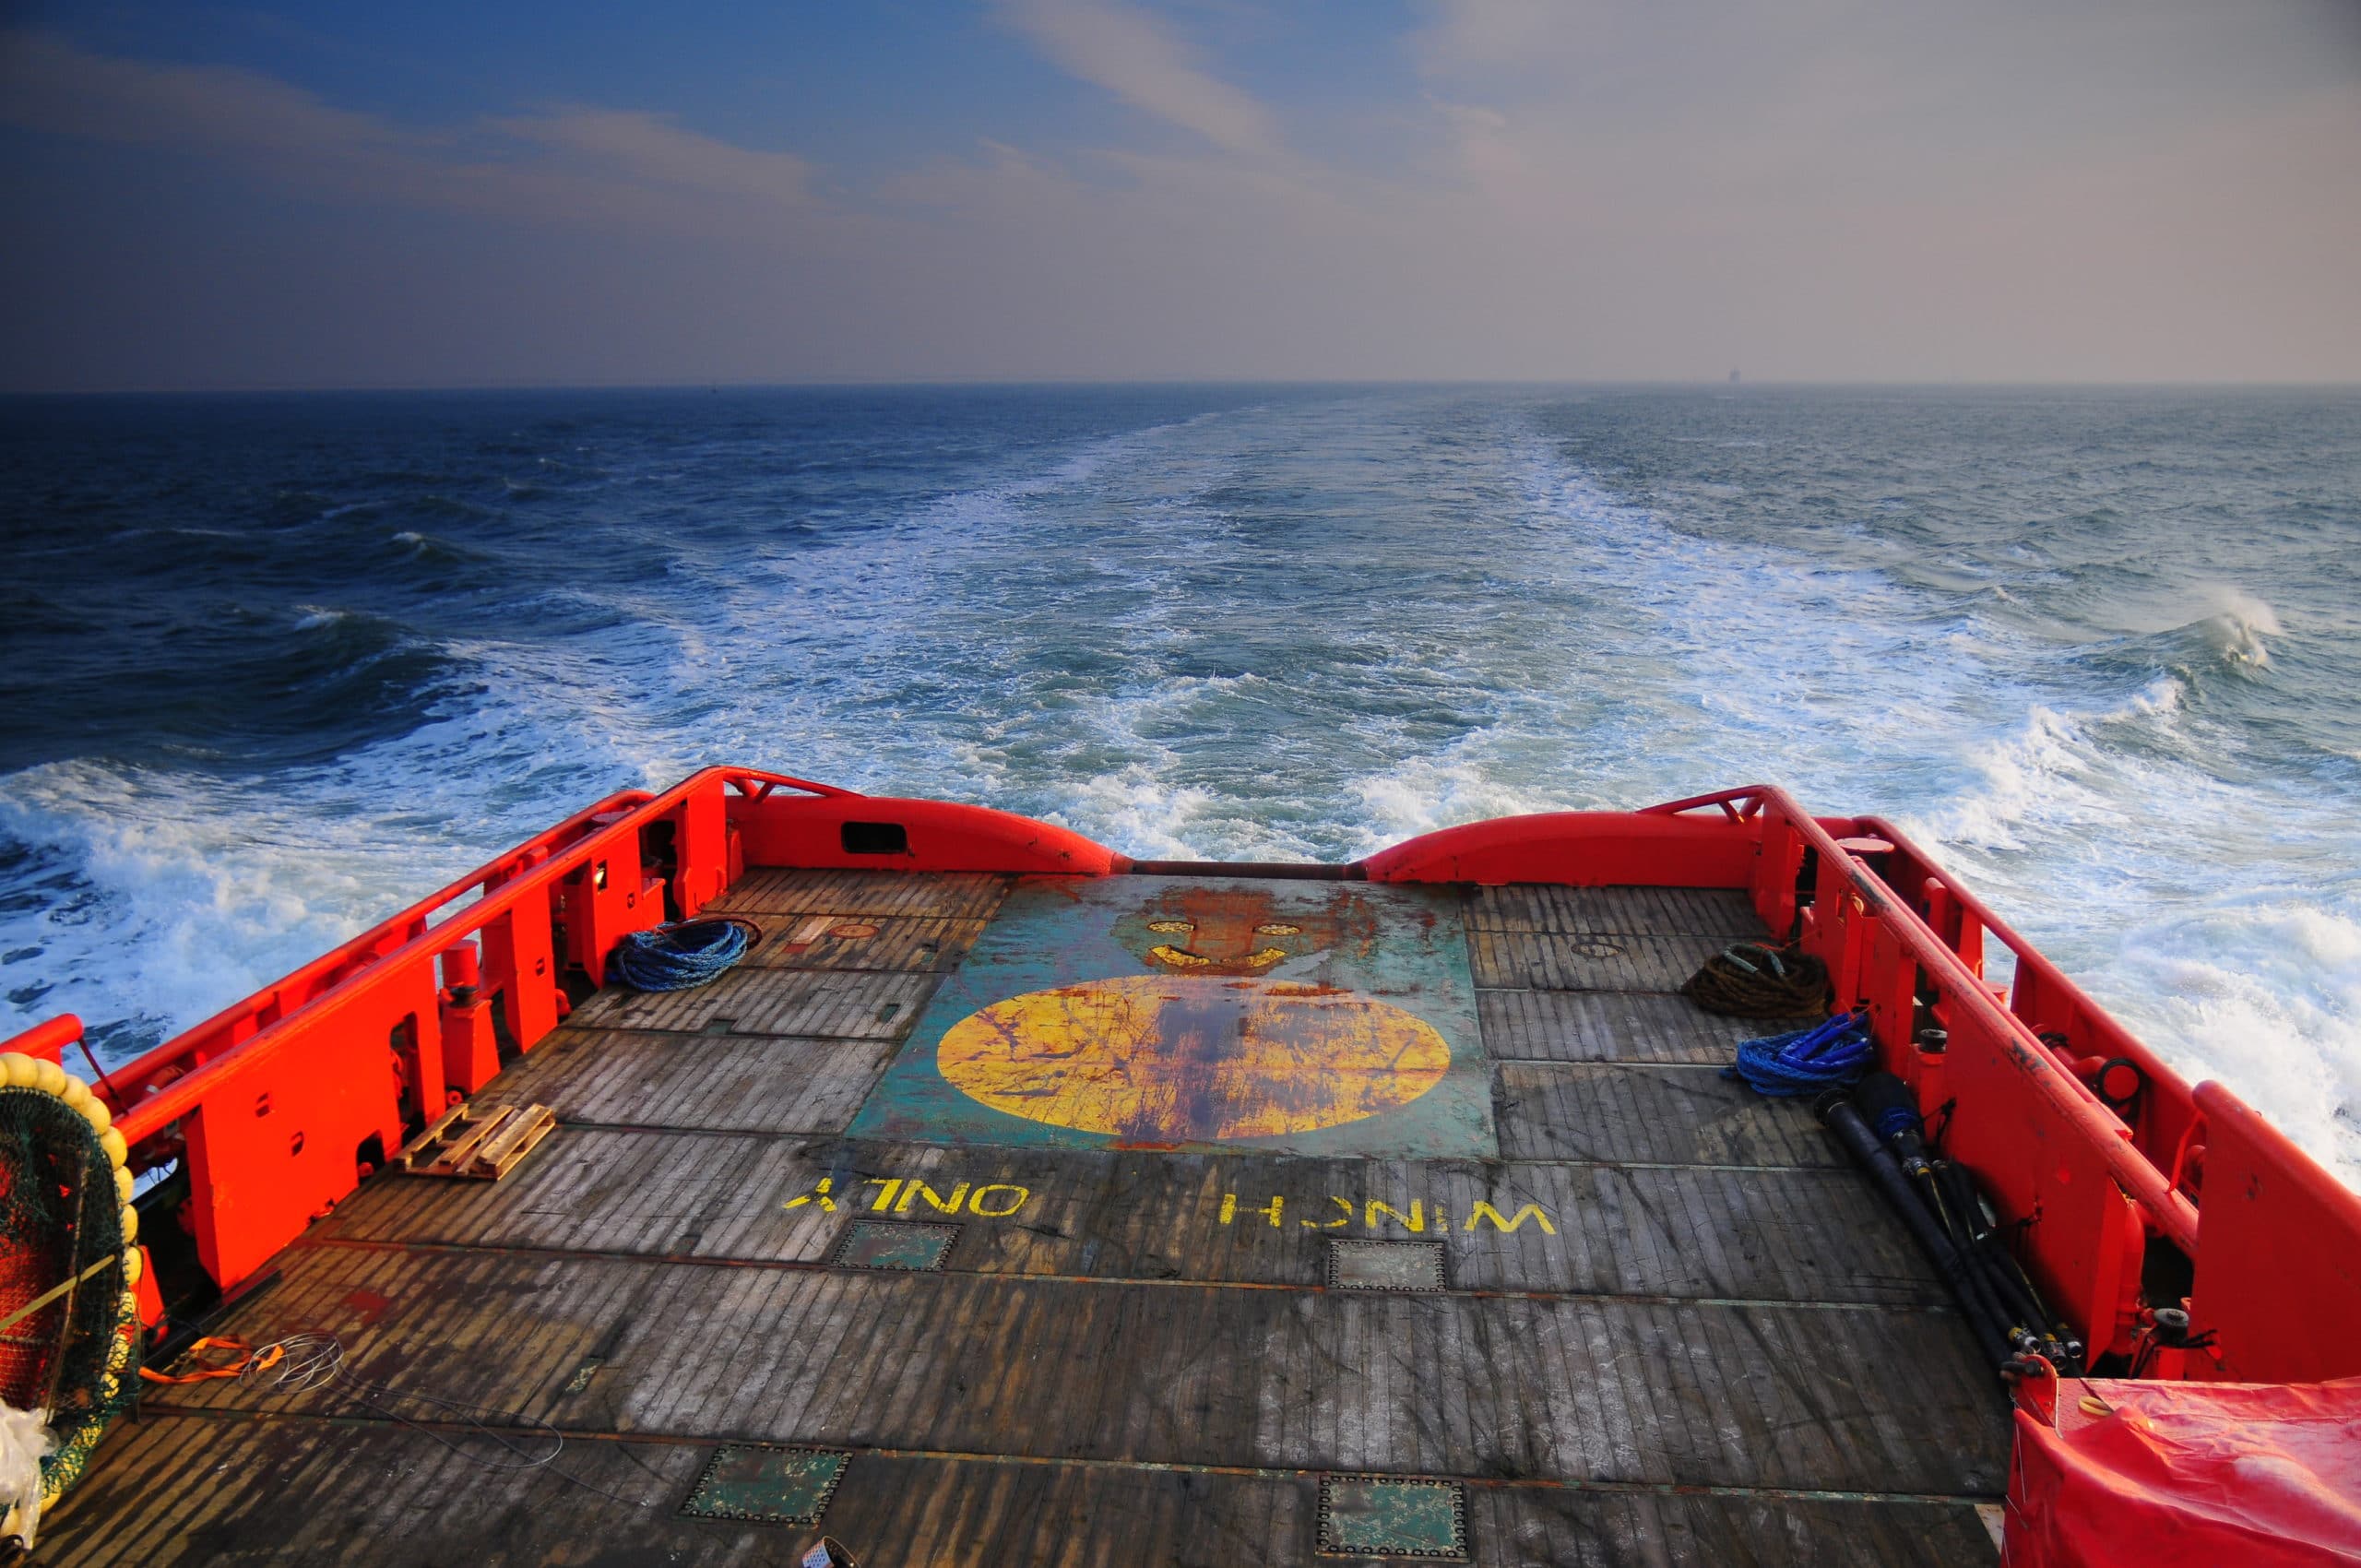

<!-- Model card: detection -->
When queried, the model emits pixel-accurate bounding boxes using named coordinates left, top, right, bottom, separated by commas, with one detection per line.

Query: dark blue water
left=3, top=385, right=2357, bottom=1182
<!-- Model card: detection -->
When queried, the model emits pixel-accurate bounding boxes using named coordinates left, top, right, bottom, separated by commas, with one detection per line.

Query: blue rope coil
left=1723, top=1011, right=1873, bottom=1097
left=607, top=918, right=756, bottom=992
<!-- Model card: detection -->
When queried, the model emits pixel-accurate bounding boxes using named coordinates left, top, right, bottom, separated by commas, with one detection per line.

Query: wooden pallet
left=389, top=1100, right=555, bottom=1181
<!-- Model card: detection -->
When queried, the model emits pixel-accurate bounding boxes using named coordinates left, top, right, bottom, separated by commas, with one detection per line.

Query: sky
left=2, top=1, right=2358, bottom=390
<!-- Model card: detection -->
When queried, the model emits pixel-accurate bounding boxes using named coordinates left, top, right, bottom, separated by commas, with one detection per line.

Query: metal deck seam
left=280, top=1231, right=1953, bottom=1311
left=113, top=1407, right=2007, bottom=1507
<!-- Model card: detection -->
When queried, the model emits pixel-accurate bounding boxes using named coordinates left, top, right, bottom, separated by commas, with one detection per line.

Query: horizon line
left=6, top=375, right=2361, bottom=398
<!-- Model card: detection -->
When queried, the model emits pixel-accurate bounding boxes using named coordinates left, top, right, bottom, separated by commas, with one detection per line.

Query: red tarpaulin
left=2005, top=1370, right=2361, bottom=1566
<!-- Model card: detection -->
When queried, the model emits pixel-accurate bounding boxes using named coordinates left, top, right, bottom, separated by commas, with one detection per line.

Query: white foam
left=1350, top=754, right=1565, bottom=853
left=0, top=761, right=429, bottom=1049
left=2105, top=901, right=2361, bottom=1188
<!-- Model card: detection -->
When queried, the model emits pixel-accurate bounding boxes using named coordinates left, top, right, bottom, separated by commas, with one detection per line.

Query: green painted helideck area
left=844, top=874, right=1494, bottom=1158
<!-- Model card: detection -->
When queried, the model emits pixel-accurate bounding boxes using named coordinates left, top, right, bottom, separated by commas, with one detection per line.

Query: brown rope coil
left=1680, top=943, right=1830, bottom=1018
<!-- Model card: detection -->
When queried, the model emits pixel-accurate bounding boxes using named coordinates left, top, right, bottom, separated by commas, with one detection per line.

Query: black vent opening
left=840, top=821, right=909, bottom=856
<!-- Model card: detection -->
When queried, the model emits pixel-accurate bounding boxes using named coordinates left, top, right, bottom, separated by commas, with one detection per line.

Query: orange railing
left=1678, top=785, right=2361, bottom=1381
left=6, top=773, right=2355, bottom=1384
left=1857, top=815, right=2203, bottom=1190
left=1360, top=781, right=2361, bottom=1379
left=1733, top=787, right=2192, bottom=1361
left=95, top=767, right=733, bottom=1289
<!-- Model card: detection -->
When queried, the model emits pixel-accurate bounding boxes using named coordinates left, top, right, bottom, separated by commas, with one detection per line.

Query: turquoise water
left=3, top=384, right=2356, bottom=1182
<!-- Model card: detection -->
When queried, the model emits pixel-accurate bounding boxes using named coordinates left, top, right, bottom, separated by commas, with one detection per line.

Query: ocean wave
left=2104, top=900, right=2361, bottom=1188
left=1925, top=675, right=2188, bottom=852
left=5, top=385, right=2358, bottom=1190
left=0, top=760, right=385, bottom=1056
left=2197, top=586, right=2281, bottom=671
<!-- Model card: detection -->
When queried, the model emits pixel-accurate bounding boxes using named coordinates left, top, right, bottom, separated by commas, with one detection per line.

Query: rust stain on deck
left=1112, top=883, right=1379, bottom=975
left=939, top=975, right=1451, bottom=1140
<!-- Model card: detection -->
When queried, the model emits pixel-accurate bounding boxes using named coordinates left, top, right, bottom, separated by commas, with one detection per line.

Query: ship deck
left=46, top=870, right=2011, bottom=1566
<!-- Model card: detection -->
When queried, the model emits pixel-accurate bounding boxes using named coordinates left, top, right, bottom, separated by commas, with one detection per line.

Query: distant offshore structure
left=1729, top=368, right=1741, bottom=384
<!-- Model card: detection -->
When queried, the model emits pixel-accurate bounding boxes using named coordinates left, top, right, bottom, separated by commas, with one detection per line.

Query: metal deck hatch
left=833, top=1219, right=958, bottom=1271
left=1317, top=1475, right=1468, bottom=1559
left=680, top=1445, right=850, bottom=1525
left=1328, top=1239, right=1447, bottom=1292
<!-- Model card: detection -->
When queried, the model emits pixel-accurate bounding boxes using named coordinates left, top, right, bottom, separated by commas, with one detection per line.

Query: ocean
left=2, top=384, right=2355, bottom=1186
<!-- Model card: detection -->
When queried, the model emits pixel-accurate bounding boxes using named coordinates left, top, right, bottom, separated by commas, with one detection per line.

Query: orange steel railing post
left=481, top=853, right=562, bottom=1055
left=434, top=941, right=492, bottom=1102
left=671, top=788, right=729, bottom=916
left=559, top=830, right=662, bottom=988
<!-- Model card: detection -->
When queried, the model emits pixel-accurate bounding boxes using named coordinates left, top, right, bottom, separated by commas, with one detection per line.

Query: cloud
left=0, top=31, right=813, bottom=232
left=492, top=108, right=813, bottom=208
left=992, top=0, right=1285, bottom=158
left=0, top=30, right=422, bottom=167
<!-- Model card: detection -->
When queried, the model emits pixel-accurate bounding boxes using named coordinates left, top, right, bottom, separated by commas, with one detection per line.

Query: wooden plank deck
left=46, top=873, right=2008, bottom=1566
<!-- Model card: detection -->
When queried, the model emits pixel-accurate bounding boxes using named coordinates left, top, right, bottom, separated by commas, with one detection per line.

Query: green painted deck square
left=848, top=876, right=1493, bottom=1158
left=1318, top=1476, right=1467, bottom=1559
left=834, top=1219, right=956, bottom=1270
left=680, top=1445, right=848, bottom=1525
left=1329, top=1239, right=1446, bottom=1292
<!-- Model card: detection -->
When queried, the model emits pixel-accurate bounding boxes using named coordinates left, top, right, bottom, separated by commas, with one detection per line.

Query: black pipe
left=1927, top=1158, right=2085, bottom=1372
left=1841, top=1075, right=2088, bottom=1374
left=1816, top=1091, right=2015, bottom=1370
left=1853, top=1070, right=1929, bottom=1168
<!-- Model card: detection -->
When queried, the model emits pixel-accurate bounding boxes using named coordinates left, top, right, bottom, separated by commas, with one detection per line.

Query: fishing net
left=0, top=1083, right=139, bottom=1515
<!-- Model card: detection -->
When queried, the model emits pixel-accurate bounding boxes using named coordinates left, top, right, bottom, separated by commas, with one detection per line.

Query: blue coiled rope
left=607, top=918, right=757, bottom=992
left=1723, top=1010, right=1874, bottom=1097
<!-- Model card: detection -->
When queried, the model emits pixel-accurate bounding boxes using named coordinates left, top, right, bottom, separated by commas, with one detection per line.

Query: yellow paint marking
left=1465, top=1201, right=1557, bottom=1234
left=1212, top=1191, right=1561, bottom=1237
left=896, top=1180, right=970, bottom=1215
left=803, top=1175, right=1034, bottom=1218
left=968, top=1184, right=1030, bottom=1217
left=937, top=974, right=1452, bottom=1142
left=780, top=1177, right=836, bottom=1212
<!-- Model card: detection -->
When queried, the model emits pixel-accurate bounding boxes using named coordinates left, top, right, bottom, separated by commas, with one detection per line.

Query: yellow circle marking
left=936, top=974, right=1451, bottom=1142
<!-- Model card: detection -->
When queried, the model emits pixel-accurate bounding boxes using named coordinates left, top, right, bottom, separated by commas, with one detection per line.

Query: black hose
left=1928, top=1158, right=2085, bottom=1373
left=1853, top=1071, right=1928, bottom=1166
left=1815, top=1091, right=2016, bottom=1370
